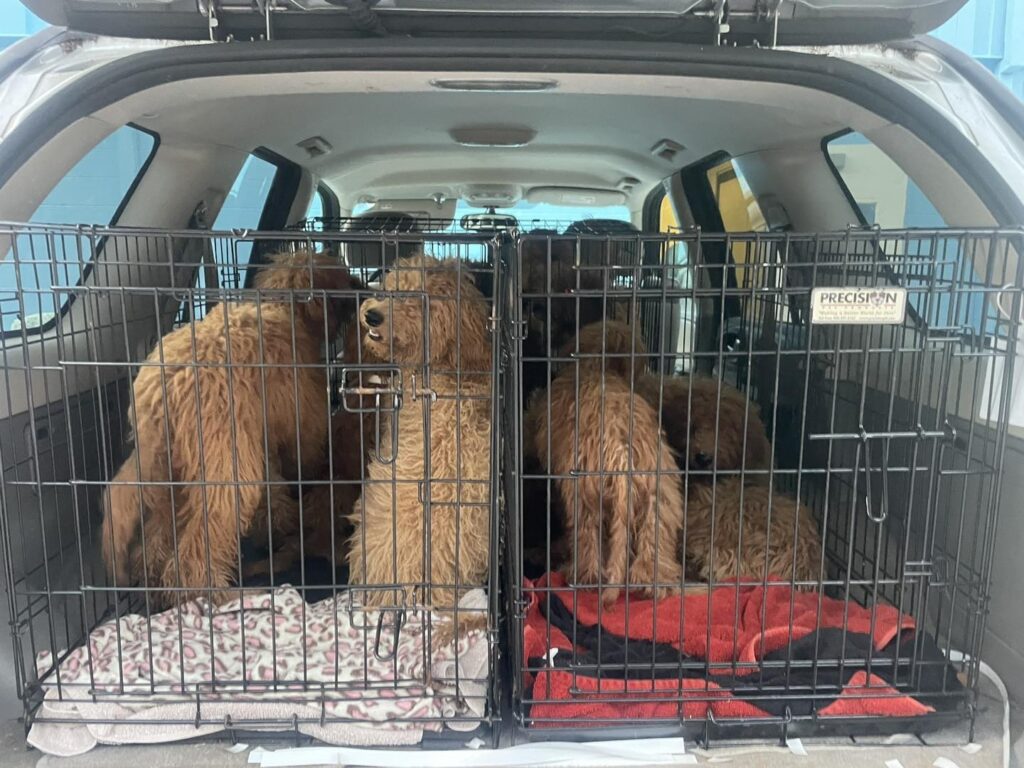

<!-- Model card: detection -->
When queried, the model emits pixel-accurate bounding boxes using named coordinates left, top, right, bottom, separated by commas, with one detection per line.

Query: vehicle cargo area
left=0, top=54, right=1021, bottom=760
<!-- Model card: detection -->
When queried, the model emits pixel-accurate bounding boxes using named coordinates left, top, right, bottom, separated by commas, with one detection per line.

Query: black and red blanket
left=522, top=574, right=962, bottom=727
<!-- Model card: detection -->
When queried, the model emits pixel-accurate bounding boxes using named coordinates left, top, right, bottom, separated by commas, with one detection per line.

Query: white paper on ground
left=959, top=743, right=983, bottom=754
left=225, top=743, right=250, bottom=754
left=933, top=758, right=962, bottom=768
left=786, top=738, right=808, bottom=756
left=885, top=760, right=905, bottom=768
left=253, top=737, right=688, bottom=768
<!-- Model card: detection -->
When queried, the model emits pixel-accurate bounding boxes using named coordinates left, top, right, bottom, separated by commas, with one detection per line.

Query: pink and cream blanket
left=27, top=587, right=489, bottom=756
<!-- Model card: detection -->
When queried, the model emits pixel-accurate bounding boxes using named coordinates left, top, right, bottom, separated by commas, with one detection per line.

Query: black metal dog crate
left=503, top=227, right=1023, bottom=743
left=0, top=221, right=503, bottom=745
left=0, top=219, right=1021, bottom=749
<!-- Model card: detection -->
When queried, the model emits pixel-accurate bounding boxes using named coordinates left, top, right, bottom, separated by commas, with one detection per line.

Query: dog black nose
left=364, top=308, right=384, bottom=327
left=694, top=452, right=712, bottom=469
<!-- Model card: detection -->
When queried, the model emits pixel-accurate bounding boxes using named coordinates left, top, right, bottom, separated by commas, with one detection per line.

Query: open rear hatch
left=19, top=0, right=967, bottom=45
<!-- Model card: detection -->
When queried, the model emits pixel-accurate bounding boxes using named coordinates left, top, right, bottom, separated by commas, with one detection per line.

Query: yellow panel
left=659, top=193, right=679, bottom=233
left=706, top=160, right=768, bottom=289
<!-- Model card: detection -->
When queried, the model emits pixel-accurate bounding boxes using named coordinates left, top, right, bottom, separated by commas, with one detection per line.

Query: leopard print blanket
left=27, top=587, right=489, bottom=756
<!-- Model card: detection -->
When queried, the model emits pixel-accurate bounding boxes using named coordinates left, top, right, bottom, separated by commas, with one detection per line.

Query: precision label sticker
left=810, top=286, right=908, bottom=325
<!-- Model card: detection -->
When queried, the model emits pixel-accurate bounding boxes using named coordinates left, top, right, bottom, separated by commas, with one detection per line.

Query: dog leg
left=430, top=609, right=489, bottom=651
left=632, top=482, right=686, bottom=600
left=602, top=506, right=627, bottom=608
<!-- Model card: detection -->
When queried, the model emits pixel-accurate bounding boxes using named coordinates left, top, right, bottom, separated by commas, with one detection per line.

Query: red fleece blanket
left=523, top=574, right=960, bottom=727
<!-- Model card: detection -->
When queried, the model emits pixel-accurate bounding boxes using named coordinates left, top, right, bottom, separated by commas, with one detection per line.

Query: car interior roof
left=104, top=71, right=893, bottom=210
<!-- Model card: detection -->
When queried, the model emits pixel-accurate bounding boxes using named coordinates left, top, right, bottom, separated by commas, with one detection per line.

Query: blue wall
left=934, top=0, right=1024, bottom=99
left=0, top=0, right=43, bottom=48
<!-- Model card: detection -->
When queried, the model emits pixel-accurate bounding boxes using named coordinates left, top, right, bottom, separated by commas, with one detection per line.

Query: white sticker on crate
left=809, top=287, right=908, bottom=325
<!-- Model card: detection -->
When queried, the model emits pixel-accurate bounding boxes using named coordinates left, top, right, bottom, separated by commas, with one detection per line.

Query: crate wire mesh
left=505, top=227, right=1023, bottom=740
left=1, top=219, right=1023, bottom=745
left=0, top=221, right=503, bottom=740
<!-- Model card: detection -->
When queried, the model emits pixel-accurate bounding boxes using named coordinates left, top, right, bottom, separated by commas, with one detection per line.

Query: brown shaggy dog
left=284, top=326, right=381, bottom=567
left=347, top=254, right=493, bottom=628
left=683, top=478, right=821, bottom=587
left=636, top=374, right=772, bottom=481
left=526, top=320, right=684, bottom=606
left=238, top=322, right=382, bottom=581
left=101, top=249, right=359, bottom=606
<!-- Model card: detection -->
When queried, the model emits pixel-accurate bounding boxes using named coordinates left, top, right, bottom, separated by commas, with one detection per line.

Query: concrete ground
left=0, top=677, right=1019, bottom=767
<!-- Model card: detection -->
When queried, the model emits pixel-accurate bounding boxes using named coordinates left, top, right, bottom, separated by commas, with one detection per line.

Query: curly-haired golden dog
left=526, top=320, right=684, bottom=606
left=636, top=374, right=772, bottom=481
left=101, top=249, right=359, bottom=606
left=683, top=478, right=821, bottom=587
left=347, top=254, right=493, bottom=629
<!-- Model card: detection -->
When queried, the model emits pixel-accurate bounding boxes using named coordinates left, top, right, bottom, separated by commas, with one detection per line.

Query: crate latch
left=373, top=608, right=406, bottom=662
left=332, top=365, right=403, bottom=465
left=809, top=426, right=953, bottom=524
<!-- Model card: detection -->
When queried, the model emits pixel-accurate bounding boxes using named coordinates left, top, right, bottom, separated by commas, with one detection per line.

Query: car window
left=704, top=157, right=786, bottom=351
left=707, top=159, right=768, bottom=233
left=825, top=131, right=945, bottom=228
left=351, top=199, right=632, bottom=232
left=181, top=153, right=278, bottom=323
left=453, top=200, right=631, bottom=232
left=211, top=153, right=278, bottom=271
left=706, top=157, right=769, bottom=293
left=823, top=131, right=991, bottom=334
left=0, top=125, right=157, bottom=334
left=307, top=188, right=326, bottom=220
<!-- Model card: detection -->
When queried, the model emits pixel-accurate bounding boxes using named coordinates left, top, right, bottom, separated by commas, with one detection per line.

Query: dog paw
left=600, top=587, right=621, bottom=607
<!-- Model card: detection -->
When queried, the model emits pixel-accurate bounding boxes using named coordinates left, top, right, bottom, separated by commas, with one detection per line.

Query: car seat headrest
left=563, top=219, right=640, bottom=236
left=342, top=212, right=421, bottom=273
left=564, top=218, right=642, bottom=267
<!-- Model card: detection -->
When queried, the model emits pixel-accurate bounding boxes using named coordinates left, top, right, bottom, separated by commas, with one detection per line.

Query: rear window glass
left=825, top=131, right=945, bottom=228
left=211, top=153, right=277, bottom=273
left=307, top=188, right=327, bottom=220
left=179, top=153, right=279, bottom=324
left=824, top=132, right=992, bottom=335
left=350, top=200, right=631, bottom=229
left=349, top=199, right=632, bottom=264
left=0, top=125, right=157, bottom=334
left=453, top=200, right=631, bottom=231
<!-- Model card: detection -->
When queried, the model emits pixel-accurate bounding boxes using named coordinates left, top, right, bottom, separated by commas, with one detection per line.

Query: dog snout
left=693, top=451, right=713, bottom=469
left=364, top=308, right=384, bottom=327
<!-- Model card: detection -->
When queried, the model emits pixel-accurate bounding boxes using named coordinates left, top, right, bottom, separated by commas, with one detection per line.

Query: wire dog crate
left=0, top=221, right=503, bottom=745
left=504, top=227, right=1023, bottom=743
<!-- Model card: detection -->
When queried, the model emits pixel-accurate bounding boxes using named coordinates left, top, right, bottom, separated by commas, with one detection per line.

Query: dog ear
left=456, top=275, right=492, bottom=373
left=256, top=249, right=358, bottom=340
left=427, top=265, right=491, bottom=373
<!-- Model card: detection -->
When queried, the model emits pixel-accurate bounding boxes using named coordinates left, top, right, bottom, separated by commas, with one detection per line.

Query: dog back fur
left=102, top=249, right=359, bottom=604
left=526, top=320, right=683, bottom=606
left=683, top=478, right=821, bottom=586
